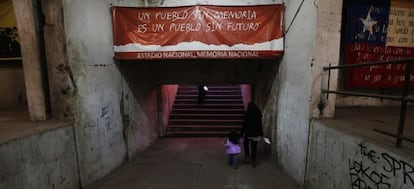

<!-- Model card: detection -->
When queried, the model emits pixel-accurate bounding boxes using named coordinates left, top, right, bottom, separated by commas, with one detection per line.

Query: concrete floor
left=85, top=137, right=300, bottom=189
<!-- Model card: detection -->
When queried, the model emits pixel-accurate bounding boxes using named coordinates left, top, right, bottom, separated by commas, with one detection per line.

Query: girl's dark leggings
left=244, top=138, right=258, bottom=161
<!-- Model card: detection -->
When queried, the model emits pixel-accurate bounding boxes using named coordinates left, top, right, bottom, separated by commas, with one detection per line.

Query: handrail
left=322, top=58, right=413, bottom=147
left=321, top=90, right=414, bottom=102
left=0, top=57, right=22, bottom=61
left=323, top=58, right=414, bottom=70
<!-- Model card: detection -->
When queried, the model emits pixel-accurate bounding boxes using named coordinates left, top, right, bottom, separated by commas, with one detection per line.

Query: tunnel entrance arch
left=117, top=57, right=280, bottom=139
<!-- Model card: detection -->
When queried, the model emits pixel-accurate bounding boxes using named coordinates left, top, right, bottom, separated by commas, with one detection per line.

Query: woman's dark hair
left=229, top=131, right=240, bottom=144
left=246, top=102, right=262, bottom=118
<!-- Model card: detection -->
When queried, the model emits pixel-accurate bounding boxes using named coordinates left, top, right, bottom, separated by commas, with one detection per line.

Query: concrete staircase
left=165, top=84, right=245, bottom=137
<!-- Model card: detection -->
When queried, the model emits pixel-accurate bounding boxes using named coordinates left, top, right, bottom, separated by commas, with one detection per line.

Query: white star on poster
left=360, top=6, right=378, bottom=40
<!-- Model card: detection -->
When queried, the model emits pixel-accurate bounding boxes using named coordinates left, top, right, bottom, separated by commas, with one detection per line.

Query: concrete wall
left=311, top=0, right=342, bottom=118
left=271, top=0, right=316, bottom=185
left=0, top=64, right=26, bottom=109
left=306, top=121, right=414, bottom=189
left=120, top=79, right=159, bottom=160
left=63, top=0, right=159, bottom=186
left=0, top=125, right=79, bottom=189
left=64, top=0, right=127, bottom=185
left=240, top=84, right=251, bottom=110
left=161, top=85, right=178, bottom=135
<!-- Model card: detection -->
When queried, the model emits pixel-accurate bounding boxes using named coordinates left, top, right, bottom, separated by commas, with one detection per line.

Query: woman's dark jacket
left=241, top=102, right=263, bottom=137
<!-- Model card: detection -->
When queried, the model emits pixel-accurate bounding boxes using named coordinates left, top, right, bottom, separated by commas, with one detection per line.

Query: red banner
left=112, top=5, right=284, bottom=60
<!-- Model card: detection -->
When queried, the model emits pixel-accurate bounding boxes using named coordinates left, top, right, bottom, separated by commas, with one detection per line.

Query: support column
left=12, top=0, right=49, bottom=120
left=41, top=0, right=75, bottom=120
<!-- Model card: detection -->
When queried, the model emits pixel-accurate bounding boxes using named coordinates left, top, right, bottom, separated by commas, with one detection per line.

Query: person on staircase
left=197, top=84, right=208, bottom=104
left=240, top=102, right=263, bottom=167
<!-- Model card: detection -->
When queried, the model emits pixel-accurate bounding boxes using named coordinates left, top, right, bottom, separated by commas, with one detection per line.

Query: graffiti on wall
left=349, top=143, right=414, bottom=189
left=99, top=105, right=112, bottom=131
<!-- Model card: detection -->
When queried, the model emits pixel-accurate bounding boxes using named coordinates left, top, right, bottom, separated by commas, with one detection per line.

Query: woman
left=240, top=102, right=263, bottom=167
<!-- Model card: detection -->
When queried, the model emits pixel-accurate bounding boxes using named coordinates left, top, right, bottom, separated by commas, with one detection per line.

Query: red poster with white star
left=344, top=0, right=414, bottom=89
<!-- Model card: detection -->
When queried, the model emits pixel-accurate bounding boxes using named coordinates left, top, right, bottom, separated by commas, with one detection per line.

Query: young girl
left=225, top=131, right=241, bottom=169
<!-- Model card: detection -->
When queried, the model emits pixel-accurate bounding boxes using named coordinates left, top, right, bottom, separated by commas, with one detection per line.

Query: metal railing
left=0, top=57, right=22, bottom=61
left=322, top=58, right=414, bottom=147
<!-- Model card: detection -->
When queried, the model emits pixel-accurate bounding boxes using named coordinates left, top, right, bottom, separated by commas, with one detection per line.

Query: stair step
left=173, top=104, right=244, bottom=109
left=169, top=119, right=243, bottom=125
left=177, top=91, right=241, bottom=95
left=175, top=95, right=242, bottom=99
left=169, top=113, right=244, bottom=119
left=174, top=99, right=243, bottom=104
left=164, top=131, right=230, bottom=137
left=167, top=125, right=241, bottom=131
left=171, top=109, right=245, bottom=114
left=178, top=86, right=241, bottom=90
